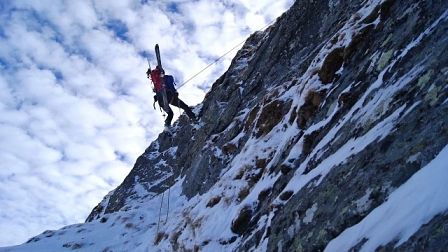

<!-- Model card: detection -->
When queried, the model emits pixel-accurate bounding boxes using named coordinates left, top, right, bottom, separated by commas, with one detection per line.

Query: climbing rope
left=176, top=18, right=278, bottom=89
left=156, top=165, right=175, bottom=234
left=166, top=172, right=172, bottom=223
left=176, top=40, right=245, bottom=89
left=156, top=189, right=164, bottom=233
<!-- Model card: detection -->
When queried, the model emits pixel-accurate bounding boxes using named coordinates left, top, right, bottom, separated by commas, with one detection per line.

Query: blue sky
left=0, top=0, right=294, bottom=247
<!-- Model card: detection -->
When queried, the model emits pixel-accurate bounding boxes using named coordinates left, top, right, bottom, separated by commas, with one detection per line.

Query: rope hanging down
left=177, top=18, right=278, bottom=89
left=156, top=165, right=175, bottom=234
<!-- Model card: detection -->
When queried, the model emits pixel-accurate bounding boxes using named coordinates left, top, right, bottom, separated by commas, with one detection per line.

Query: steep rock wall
left=84, top=0, right=448, bottom=251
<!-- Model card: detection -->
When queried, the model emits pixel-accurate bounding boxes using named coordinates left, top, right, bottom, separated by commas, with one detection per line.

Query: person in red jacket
left=147, top=65, right=199, bottom=134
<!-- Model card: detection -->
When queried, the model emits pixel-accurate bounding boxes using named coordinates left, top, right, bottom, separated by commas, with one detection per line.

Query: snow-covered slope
left=2, top=0, right=448, bottom=251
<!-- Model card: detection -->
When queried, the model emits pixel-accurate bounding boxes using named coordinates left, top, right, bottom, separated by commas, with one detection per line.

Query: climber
left=147, top=65, right=200, bottom=134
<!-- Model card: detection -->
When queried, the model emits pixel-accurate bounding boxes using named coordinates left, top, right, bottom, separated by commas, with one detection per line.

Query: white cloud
left=0, top=0, right=294, bottom=247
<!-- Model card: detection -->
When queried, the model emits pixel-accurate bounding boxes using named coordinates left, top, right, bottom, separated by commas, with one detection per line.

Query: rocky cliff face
left=88, top=0, right=448, bottom=250
left=5, top=0, right=448, bottom=251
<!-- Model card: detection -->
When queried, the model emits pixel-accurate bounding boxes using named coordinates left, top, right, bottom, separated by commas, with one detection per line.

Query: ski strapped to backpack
left=155, top=44, right=170, bottom=112
left=147, top=44, right=179, bottom=111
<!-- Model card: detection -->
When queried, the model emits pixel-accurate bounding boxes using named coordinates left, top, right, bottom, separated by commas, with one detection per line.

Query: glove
left=146, top=68, right=151, bottom=75
left=160, top=73, right=164, bottom=77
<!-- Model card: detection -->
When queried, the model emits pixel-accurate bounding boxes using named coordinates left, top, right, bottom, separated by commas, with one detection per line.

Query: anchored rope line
left=166, top=175, right=171, bottom=223
left=177, top=18, right=278, bottom=89
left=156, top=190, right=164, bottom=233
left=177, top=40, right=245, bottom=89
left=156, top=166, right=175, bottom=234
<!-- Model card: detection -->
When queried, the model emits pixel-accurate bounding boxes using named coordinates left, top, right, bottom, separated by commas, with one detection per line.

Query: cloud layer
left=0, top=0, right=294, bottom=246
